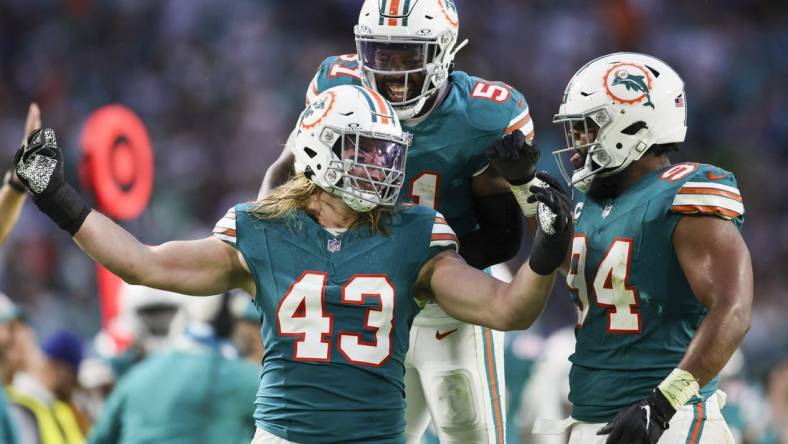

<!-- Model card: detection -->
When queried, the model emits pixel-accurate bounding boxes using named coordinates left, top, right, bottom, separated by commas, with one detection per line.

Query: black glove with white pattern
left=14, top=128, right=90, bottom=235
left=527, top=172, right=573, bottom=275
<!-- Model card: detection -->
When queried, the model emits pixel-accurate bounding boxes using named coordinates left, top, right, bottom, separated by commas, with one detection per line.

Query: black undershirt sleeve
left=458, top=192, right=524, bottom=269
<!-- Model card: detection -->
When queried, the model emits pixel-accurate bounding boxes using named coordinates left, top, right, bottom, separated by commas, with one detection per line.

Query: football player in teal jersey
left=517, top=53, right=752, bottom=444
left=260, top=1, right=544, bottom=441
left=12, top=85, right=572, bottom=443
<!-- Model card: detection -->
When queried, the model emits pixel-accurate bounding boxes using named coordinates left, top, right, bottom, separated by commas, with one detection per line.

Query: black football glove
left=597, top=389, right=677, bottom=444
left=14, top=128, right=90, bottom=235
left=485, top=130, right=539, bottom=185
left=528, top=172, right=573, bottom=275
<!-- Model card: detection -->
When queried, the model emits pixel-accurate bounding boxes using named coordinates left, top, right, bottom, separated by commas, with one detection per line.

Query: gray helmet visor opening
left=333, top=134, right=408, bottom=206
left=357, top=40, right=438, bottom=104
left=552, top=114, right=602, bottom=187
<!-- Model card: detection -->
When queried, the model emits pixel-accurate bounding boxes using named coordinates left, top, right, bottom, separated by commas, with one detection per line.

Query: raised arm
left=258, top=129, right=296, bottom=199
left=75, top=211, right=251, bottom=295
left=14, top=127, right=253, bottom=297
left=417, top=250, right=555, bottom=330
left=415, top=176, right=573, bottom=330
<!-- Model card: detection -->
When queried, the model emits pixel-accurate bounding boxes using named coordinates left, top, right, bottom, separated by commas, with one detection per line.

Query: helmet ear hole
left=621, top=121, right=648, bottom=135
left=303, top=147, right=318, bottom=159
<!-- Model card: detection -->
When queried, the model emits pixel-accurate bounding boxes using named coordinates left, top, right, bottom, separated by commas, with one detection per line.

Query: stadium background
left=0, top=0, right=785, bottom=442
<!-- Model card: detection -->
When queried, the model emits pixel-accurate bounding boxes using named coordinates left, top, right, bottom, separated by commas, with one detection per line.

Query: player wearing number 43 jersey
left=12, top=85, right=573, bottom=443
left=530, top=53, right=753, bottom=444
left=260, top=1, right=539, bottom=442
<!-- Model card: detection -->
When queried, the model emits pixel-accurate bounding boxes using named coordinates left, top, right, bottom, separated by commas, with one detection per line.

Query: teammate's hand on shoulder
left=527, top=172, right=573, bottom=275
left=596, top=389, right=676, bottom=444
left=485, top=129, right=539, bottom=186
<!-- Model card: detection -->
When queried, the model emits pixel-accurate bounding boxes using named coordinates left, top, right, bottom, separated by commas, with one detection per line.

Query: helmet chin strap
left=341, top=190, right=379, bottom=212
left=450, top=39, right=469, bottom=58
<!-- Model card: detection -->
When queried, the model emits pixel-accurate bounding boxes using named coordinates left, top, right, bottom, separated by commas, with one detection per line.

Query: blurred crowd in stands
left=0, top=0, right=785, bottom=442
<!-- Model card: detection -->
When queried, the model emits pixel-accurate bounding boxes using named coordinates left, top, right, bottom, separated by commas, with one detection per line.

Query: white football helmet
left=293, top=85, right=411, bottom=212
left=553, top=52, right=687, bottom=192
left=354, top=0, right=467, bottom=120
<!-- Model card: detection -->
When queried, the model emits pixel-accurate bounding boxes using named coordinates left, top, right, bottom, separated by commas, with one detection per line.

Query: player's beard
left=586, top=171, right=626, bottom=202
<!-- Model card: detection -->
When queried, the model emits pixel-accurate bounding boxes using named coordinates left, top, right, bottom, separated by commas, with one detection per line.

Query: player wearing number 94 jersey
left=259, top=1, right=539, bottom=442
left=531, top=53, right=753, bottom=444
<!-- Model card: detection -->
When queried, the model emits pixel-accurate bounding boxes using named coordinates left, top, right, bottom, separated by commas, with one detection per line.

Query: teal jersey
left=213, top=203, right=457, bottom=443
left=565, top=163, right=745, bottom=422
left=0, top=386, right=18, bottom=444
left=308, top=54, right=532, bottom=236
left=88, top=349, right=260, bottom=444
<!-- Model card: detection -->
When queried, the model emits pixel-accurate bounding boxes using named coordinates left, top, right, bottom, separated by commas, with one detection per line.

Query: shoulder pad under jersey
left=448, top=71, right=534, bottom=139
left=658, top=162, right=744, bottom=225
left=305, top=54, right=363, bottom=104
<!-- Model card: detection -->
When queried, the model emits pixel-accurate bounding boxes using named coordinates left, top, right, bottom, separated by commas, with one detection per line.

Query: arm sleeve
left=458, top=192, right=523, bottom=269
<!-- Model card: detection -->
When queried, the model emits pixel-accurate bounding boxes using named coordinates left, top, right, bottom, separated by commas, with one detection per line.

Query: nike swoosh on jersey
left=706, top=171, right=727, bottom=180
left=435, top=329, right=459, bottom=340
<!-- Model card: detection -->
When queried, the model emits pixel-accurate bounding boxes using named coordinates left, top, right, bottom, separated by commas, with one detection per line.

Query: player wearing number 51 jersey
left=260, top=1, right=536, bottom=442
left=533, top=53, right=753, bottom=444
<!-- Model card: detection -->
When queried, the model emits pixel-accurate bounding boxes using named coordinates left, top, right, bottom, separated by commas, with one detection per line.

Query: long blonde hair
left=250, top=174, right=397, bottom=235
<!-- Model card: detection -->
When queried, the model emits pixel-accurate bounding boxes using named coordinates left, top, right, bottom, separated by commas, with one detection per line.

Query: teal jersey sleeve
left=306, top=54, right=363, bottom=104
left=665, top=163, right=744, bottom=229
left=448, top=72, right=534, bottom=177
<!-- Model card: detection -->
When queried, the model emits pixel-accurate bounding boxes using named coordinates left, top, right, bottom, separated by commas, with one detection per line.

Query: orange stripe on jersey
left=434, top=216, right=448, bottom=225
left=431, top=234, right=458, bottom=242
left=369, top=89, right=391, bottom=124
left=388, top=0, right=400, bottom=25
left=505, top=113, right=531, bottom=134
left=688, top=402, right=704, bottom=444
left=483, top=328, right=505, bottom=443
left=671, top=205, right=741, bottom=219
left=678, top=187, right=742, bottom=202
left=525, top=129, right=535, bottom=141
left=218, top=228, right=237, bottom=237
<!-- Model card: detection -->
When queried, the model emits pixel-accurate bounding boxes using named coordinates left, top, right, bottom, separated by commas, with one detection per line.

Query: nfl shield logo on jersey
left=327, top=238, right=342, bottom=253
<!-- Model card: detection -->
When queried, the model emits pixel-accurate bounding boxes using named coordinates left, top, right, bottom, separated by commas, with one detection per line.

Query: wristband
left=657, top=368, right=700, bottom=410
left=510, top=176, right=545, bottom=217
left=32, top=184, right=91, bottom=236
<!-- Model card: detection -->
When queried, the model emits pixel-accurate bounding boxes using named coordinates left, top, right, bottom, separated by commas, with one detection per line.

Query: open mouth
left=384, top=80, right=418, bottom=102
